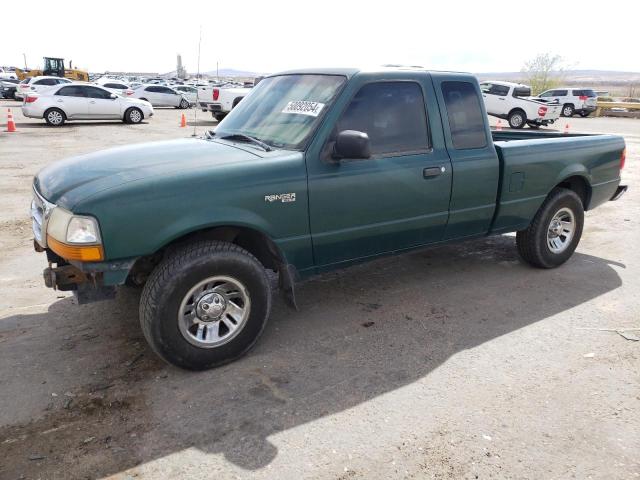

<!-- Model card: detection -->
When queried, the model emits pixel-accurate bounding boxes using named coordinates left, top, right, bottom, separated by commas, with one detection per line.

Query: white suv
left=537, top=88, right=598, bottom=117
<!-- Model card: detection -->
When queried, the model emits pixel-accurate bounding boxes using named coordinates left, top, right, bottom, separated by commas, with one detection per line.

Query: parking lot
left=0, top=101, right=638, bottom=479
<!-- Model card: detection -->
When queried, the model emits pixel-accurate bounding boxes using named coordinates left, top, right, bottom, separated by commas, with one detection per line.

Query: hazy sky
left=4, top=0, right=639, bottom=74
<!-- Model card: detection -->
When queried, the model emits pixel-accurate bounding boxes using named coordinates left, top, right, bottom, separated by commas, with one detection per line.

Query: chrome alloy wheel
left=47, top=110, right=63, bottom=125
left=547, top=207, right=575, bottom=254
left=178, top=276, right=251, bottom=348
left=129, top=109, right=142, bottom=123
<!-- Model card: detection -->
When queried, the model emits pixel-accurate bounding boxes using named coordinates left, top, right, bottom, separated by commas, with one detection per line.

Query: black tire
left=179, top=99, right=189, bottom=109
left=214, top=112, right=226, bottom=122
left=124, top=107, right=143, bottom=124
left=561, top=104, right=574, bottom=117
left=44, top=108, right=66, bottom=126
left=579, top=111, right=591, bottom=117
left=140, top=240, right=272, bottom=370
left=516, top=188, right=584, bottom=269
left=508, top=109, right=526, bottom=129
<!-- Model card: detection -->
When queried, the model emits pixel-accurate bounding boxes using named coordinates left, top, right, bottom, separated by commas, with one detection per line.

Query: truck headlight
left=46, top=207, right=104, bottom=262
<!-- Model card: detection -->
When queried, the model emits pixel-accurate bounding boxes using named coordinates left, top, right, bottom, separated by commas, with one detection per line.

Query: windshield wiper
left=219, top=133, right=273, bottom=152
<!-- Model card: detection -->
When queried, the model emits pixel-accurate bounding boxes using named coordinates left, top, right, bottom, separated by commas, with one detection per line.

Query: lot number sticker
left=282, top=101, right=325, bottom=117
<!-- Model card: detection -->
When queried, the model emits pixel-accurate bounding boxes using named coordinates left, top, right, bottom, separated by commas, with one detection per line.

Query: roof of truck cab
left=269, top=66, right=473, bottom=79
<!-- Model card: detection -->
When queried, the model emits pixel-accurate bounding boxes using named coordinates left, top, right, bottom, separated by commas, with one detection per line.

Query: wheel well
left=232, top=97, right=243, bottom=108
left=125, top=106, right=142, bottom=115
left=556, top=176, right=591, bottom=208
left=127, top=226, right=284, bottom=285
left=508, top=108, right=526, bottom=117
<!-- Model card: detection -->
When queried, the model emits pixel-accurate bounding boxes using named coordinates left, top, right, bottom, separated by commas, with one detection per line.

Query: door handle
left=57, top=99, right=63, bottom=103
left=90, top=101, right=96, bottom=104
left=423, top=166, right=446, bottom=178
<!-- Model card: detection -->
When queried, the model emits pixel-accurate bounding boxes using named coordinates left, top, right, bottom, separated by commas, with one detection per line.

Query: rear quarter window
left=441, top=81, right=487, bottom=150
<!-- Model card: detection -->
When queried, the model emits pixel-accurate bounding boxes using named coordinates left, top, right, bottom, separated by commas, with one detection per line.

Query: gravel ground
left=0, top=100, right=638, bottom=480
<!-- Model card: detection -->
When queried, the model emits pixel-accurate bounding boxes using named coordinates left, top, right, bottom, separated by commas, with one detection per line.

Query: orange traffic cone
left=563, top=123, right=570, bottom=134
left=496, top=120, right=503, bottom=131
left=180, top=113, right=187, bottom=128
left=6, top=108, right=16, bottom=132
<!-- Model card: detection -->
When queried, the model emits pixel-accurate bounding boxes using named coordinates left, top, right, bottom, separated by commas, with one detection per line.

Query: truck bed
left=489, top=131, right=625, bottom=233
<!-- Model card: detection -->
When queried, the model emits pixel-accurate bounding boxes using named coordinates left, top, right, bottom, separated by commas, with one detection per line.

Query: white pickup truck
left=196, top=84, right=251, bottom=121
left=479, top=81, right=561, bottom=129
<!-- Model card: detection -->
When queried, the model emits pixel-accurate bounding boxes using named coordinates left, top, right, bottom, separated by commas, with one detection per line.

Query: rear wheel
left=562, top=104, right=575, bottom=117
left=214, top=112, right=226, bottom=122
left=508, top=109, right=526, bottom=129
left=579, top=111, right=591, bottom=117
left=140, top=240, right=272, bottom=370
left=516, top=188, right=584, bottom=268
left=124, top=107, right=143, bottom=124
left=44, top=108, right=66, bottom=126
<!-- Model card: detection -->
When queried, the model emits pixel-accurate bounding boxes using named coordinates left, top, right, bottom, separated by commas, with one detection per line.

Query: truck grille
left=31, top=187, right=55, bottom=247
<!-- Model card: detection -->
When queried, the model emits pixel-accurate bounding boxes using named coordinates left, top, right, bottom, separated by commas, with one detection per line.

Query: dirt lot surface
left=0, top=101, right=638, bottom=479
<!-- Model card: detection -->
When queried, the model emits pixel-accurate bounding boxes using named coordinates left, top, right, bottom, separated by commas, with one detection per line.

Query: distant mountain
left=477, top=70, right=640, bottom=84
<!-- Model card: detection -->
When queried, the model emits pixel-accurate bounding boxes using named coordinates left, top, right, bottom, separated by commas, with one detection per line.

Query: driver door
left=85, top=86, right=121, bottom=118
left=306, top=73, right=452, bottom=267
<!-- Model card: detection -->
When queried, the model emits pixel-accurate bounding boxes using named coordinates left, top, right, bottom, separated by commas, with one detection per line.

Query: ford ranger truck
left=31, top=67, right=628, bottom=370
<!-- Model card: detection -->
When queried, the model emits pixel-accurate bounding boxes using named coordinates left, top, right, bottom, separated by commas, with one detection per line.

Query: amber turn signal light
left=47, top=235, right=104, bottom=262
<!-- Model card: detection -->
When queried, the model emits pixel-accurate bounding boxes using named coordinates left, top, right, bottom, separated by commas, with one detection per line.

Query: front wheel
left=213, top=112, right=227, bottom=122
left=179, top=99, right=189, bottom=109
left=140, top=240, right=272, bottom=370
left=508, top=110, right=526, bottom=129
left=516, top=188, right=584, bottom=268
left=124, top=107, right=143, bottom=124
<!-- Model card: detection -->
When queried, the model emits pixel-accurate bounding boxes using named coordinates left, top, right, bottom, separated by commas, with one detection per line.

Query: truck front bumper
left=38, top=242, right=137, bottom=304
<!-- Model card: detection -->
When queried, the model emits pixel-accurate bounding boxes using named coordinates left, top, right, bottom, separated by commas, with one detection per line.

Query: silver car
left=130, top=84, right=190, bottom=109
left=21, top=83, right=154, bottom=126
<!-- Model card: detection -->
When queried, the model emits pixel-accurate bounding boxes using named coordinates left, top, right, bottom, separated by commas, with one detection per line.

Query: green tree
left=521, top=53, right=565, bottom=95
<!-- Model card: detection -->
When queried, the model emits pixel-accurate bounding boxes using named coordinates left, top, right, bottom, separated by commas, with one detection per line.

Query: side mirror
left=333, top=130, right=371, bottom=160
left=110, top=93, right=118, bottom=99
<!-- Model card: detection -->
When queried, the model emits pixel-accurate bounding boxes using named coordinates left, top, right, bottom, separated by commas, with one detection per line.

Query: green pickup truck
left=31, top=67, right=627, bottom=370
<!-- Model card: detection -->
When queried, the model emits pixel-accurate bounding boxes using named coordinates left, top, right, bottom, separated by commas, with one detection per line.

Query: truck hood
left=34, top=138, right=261, bottom=207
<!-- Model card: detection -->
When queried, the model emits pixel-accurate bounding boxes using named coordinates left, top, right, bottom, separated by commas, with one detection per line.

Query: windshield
left=213, top=74, right=346, bottom=150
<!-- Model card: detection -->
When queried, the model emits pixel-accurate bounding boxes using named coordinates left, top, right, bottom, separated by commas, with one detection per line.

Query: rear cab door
left=306, top=70, right=453, bottom=267
left=54, top=85, right=89, bottom=118
left=431, top=73, right=500, bottom=239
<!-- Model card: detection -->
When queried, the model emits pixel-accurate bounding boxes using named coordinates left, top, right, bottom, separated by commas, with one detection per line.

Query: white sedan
left=130, top=84, right=190, bottom=108
left=171, top=85, right=198, bottom=105
left=22, top=83, right=154, bottom=126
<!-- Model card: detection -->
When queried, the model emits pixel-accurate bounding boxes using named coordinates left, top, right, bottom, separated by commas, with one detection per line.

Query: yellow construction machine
left=15, top=57, right=89, bottom=81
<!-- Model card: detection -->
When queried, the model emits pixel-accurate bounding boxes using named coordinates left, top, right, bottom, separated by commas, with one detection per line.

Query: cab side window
left=56, top=86, right=87, bottom=97
left=441, top=81, right=487, bottom=150
left=85, top=86, right=112, bottom=99
left=336, top=81, right=430, bottom=157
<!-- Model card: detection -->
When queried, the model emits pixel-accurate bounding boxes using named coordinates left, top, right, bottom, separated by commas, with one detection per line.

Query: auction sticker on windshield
left=282, top=101, right=325, bottom=117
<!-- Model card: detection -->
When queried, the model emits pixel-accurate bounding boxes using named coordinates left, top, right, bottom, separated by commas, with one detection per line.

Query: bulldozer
left=15, top=57, right=89, bottom=81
